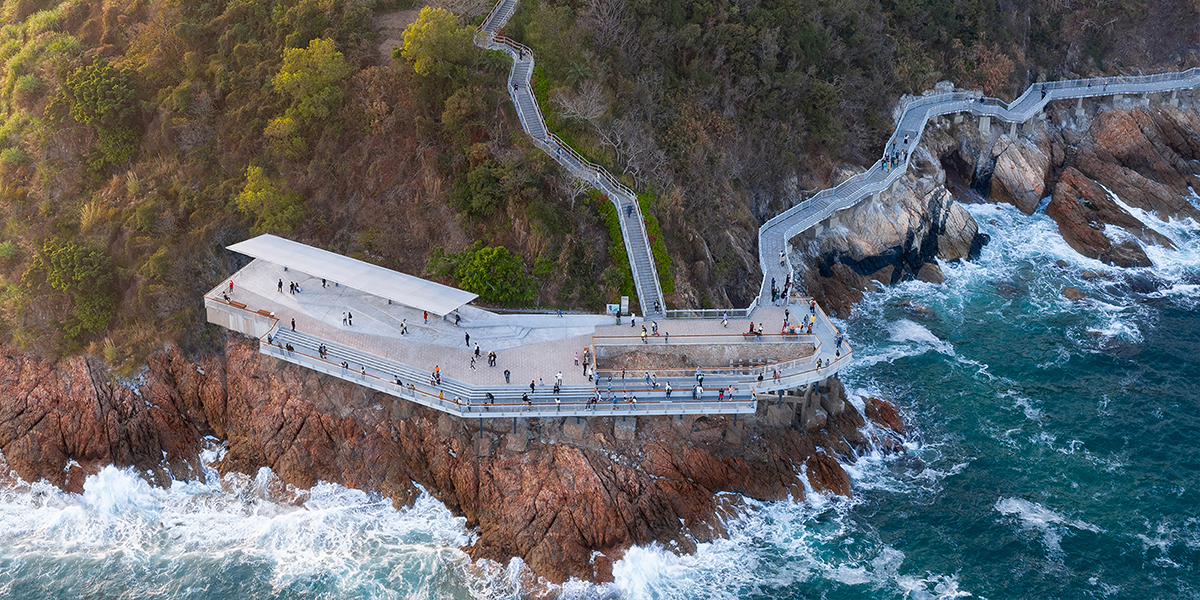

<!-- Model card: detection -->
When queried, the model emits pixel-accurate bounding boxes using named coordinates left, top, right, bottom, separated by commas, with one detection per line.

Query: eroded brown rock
left=1045, top=167, right=1175, bottom=267
left=0, top=341, right=903, bottom=584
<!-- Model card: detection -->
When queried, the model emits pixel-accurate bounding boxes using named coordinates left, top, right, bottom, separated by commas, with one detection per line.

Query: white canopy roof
left=228, top=234, right=477, bottom=316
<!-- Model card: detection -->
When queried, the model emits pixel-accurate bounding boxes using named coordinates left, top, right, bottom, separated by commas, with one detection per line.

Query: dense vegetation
left=0, top=0, right=617, bottom=367
left=0, top=0, right=1194, bottom=365
left=501, top=0, right=1199, bottom=307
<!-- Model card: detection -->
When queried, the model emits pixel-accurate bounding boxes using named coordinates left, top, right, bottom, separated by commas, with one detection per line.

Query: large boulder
left=990, top=135, right=1051, bottom=214
left=1045, top=167, right=1175, bottom=268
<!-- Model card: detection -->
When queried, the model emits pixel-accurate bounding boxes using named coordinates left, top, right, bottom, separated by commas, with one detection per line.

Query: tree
left=427, top=242, right=536, bottom=306
left=272, top=37, right=354, bottom=123
left=22, top=239, right=117, bottom=340
left=400, top=7, right=474, bottom=79
left=60, top=57, right=139, bottom=170
left=235, top=166, right=306, bottom=233
left=266, top=37, right=353, bottom=155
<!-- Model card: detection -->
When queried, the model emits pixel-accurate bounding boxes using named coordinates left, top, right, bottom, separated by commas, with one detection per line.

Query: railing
left=477, top=12, right=665, bottom=316
left=752, top=67, right=1200, bottom=309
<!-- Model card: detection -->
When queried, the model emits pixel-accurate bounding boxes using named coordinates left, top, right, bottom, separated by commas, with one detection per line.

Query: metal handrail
left=752, top=68, right=1200, bottom=311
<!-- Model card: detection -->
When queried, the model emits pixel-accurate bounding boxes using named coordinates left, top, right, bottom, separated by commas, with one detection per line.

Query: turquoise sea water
left=1, top=198, right=1197, bottom=599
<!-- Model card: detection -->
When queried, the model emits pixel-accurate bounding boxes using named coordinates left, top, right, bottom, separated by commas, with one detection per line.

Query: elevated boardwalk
left=207, top=255, right=850, bottom=419
left=474, top=0, right=665, bottom=318
left=757, top=69, right=1200, bottom=305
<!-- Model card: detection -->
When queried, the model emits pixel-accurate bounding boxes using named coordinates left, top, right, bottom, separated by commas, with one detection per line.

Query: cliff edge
left=0, top=341, right=904, bottom=584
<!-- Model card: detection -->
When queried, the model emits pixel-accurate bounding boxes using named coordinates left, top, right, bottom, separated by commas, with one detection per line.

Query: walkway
left=207, top=261, right=851, bottom=419
left=757, top=69, right=1200, bottom=305
left=474, top=0, right=665, bottom=318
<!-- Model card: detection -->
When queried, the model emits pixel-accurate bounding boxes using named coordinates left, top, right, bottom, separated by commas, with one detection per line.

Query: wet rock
left=863, top=397, right=906, bottom=436
left=900, top=300, right=937, bottom=318
left=0, top=343, right=903, bottom=585
left=990, top=135, right=1051, bottom=215
left=1056, top=260, right=1070, bottom=268
left=1045, top=167, right=1174, bottom=268
left=1062, top=286, right=1088, bottom=301
left=994, top=281, right=1023, bottom=298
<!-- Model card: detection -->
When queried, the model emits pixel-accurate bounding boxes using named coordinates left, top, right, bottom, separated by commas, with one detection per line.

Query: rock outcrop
left=0, top=341, right=904, bottom=585
left=793, top=145, right=987, bottom=317
left=989, top=135, right=1051, bottom=215
left=1045, top=167, right=1175, bottom=267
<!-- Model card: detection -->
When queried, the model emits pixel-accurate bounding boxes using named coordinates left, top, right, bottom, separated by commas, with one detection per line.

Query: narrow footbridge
left=474, top=0, right=1200, bottom=317
left=757, top=69, right=1200, bottom=306
left=475, top=0, right=664, bottom=318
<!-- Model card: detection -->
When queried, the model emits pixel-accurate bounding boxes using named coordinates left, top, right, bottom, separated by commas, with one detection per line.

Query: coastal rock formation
left=792, top=146, right=987, bottom=317
left=905, top=100, right=1200, bottom=271
left=1045, top=167, right=1175, bottom=267
left=989, top=135, right=1051, bottom=215
left=0, top=341, right=904, bottom=585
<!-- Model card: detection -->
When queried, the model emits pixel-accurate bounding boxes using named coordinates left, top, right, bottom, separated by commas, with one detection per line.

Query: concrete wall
left=205, top=298, right=277, bottom=339
left=595, top=341, right=814, bottom=371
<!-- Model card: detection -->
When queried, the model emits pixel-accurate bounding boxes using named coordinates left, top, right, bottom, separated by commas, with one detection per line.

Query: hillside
left=1, top=0, right=1197, bottom=365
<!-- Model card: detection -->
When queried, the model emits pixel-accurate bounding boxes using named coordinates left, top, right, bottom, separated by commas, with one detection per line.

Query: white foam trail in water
left=994, top=497, right=1103, bottom=558
left=0, top=460, right=478, bottom=599
left=609, top=497, right=976, bottom=600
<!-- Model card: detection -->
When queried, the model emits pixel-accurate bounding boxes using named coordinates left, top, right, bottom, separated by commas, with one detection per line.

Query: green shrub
left=638, top=189, right=674, bottom=295
left=22, top=239, right=117, bottom=340
left=0, top=240, right=18, bottom=261
left=427, top=241, right=536, bottom=306
left=0, top=147, right=25, bottom=166
left=234, top=166, right=306, bottom=234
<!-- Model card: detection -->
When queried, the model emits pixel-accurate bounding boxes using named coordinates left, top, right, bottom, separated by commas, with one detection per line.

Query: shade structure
left=228, top=234, right=477, bottom=316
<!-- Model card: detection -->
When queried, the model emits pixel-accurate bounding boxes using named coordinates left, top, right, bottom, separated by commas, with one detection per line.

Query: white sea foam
left=0, top=462, right=477, bottom=598
left=994, top=497, right=1102, bottom=557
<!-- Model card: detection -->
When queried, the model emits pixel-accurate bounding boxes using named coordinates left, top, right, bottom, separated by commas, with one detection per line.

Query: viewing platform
left=206, top=235, right=851, bottom=419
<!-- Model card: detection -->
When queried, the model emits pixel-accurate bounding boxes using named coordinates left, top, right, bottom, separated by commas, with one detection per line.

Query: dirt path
left=374, top=8, right=421, bottom=63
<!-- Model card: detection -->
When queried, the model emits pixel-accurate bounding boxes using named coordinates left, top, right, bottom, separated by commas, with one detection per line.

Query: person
left=285, top=343, right=293, bottom=352
left=718, top=388, right=724, bottom=402
left=645, top=372, right=651, bottom=387
left=342, top=312, right=347, bottom=326
left=810, top=299, right=817, bottom=315
left=278, top=279, right=283, bottom=293
left=722, top=312, right=728, bottom=328
left=455, top=313, right=461, bottom=326
left=504, top=369, right=511, bottom=383
left=465, top=332, right=470, bottom=346
left=749, top=321, right=756, bottom=334
left=347, top=311, right=353, bottom=326
left=423, top=310, right=428, bottom=324
left=553, top=382, right=560, bottom=395
left=470, top=357, right=476, bottom=371
left=556, top=371, right=563, bottom=385
left=785, top=308, right=790, bottom=322
left=629, top=394, right=636, bottom=405
left=779, top=249, right=786, bottom=265
left=641, top=327, right=647, bottom=344
left=400, top=319, right=408, bottom=335
left=322, top=278, right=326, bottom=288
left=558, top=309, right=563, bottom=318
left=652, top=321, right=658, bottom=335
left=395, top=376, right=402, bottom=386
left=835, top=332, right=844, bottom=350
left=522, top=393, right=531, bottom=406
left=630, top=316, right=635, bottom=328
left=574, top=351, right=579, bottom=366
left=474, top=343, right=481, bottom=357
left=290, top=318, right=295, bottom=331
left=665, top=331, right=669, bottom=344
left=555, top=396, right=561, bottom=410
left=486, top=392, right=495, bottom=405
left=530, top=380, right=536, bottom=394
left=228, top=281, right=233, bottom=293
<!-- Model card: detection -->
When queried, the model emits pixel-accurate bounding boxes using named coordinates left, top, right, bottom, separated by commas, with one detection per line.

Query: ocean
left=1, top=198, right=1197, bottom=599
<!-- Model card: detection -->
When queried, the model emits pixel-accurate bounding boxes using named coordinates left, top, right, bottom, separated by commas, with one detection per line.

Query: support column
left=953, top=113, right=964, bottom=124
left=1075, top=97, right=1084, bottom=117
left=1141, top=93, right=1150, bottom=106
left=1170, top=90, right=1179, bottom=107
left=979, top=115, right=991, bottom=135
left=870, top=192, right=880, bottom=203
left=1113, top=93, right=1123, bottom=105
left=1009, top=121, right=1017, bottom=137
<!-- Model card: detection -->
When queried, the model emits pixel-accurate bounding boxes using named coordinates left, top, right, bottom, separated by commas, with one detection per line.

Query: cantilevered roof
left=227, top=234, right=477, bottom=316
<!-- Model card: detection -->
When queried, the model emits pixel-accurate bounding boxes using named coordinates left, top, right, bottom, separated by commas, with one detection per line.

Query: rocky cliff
left=790, top=95, right=1200, bottom=316
left=0, top=340, right=905, bottom=584
left=791, top=144, right=988, bottom=318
